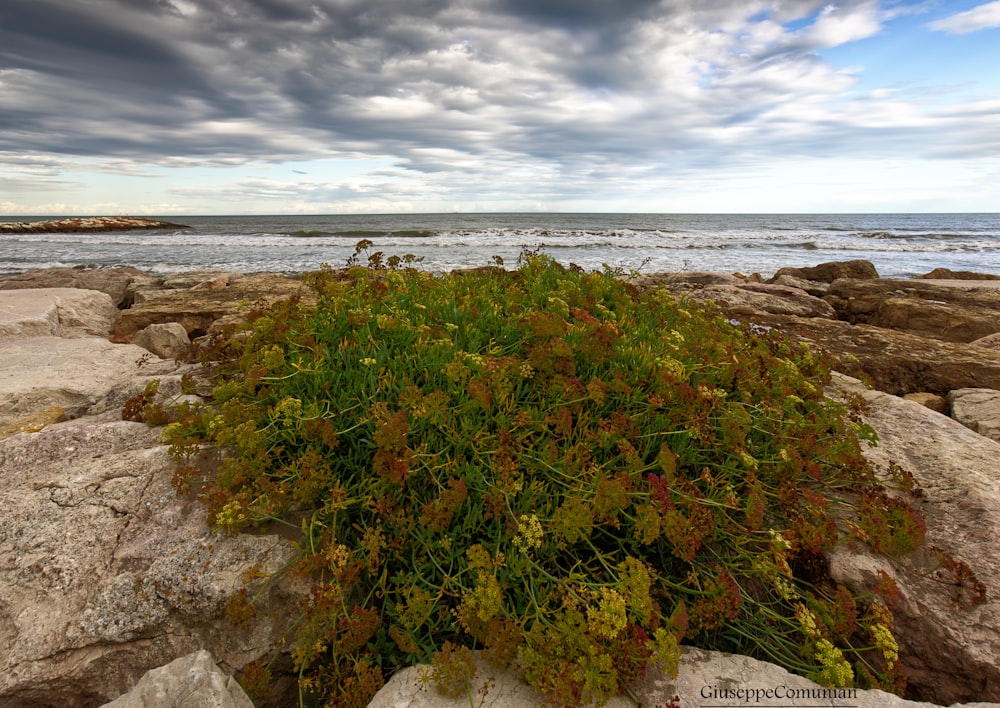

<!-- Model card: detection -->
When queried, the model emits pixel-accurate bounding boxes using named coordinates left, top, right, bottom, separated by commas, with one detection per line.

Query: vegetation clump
left=163, top=246, right=923, bottom=707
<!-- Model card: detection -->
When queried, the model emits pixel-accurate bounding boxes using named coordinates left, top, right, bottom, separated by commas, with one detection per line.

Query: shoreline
left=0, top=216, right=189, bottom=234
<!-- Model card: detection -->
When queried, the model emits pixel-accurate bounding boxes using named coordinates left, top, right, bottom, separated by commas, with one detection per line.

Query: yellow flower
left=513, top=514, right=543, bottom=554
left=587, top=587, right=628, bottom=639
left=870, top=623, right=899, bottom=664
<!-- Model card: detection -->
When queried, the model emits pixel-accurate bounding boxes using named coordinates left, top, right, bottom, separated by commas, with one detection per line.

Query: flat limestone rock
left=0, top=288, right=119, bottom=341
left=0, top=337, right=175, bottom=428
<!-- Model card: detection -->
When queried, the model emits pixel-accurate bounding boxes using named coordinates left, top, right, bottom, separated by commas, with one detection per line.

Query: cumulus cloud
left=927, top=0, right=1000, bottom=34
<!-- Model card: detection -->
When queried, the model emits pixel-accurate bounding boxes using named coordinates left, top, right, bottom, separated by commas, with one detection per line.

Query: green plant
left=164, top=246, right=923, bottom=707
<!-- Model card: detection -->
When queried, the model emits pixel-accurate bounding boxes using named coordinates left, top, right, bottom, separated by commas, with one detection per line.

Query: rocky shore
left=0, top=217, right=189, bottom=234
left=1, top=260, right=999, bottom=708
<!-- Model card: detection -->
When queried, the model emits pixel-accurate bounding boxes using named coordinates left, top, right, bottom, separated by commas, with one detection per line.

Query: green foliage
left=163, top=247, right=924, bottom=706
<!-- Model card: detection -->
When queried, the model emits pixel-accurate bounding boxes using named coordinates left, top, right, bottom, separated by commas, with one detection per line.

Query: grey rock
left=948, top=388, right=1000, bottom=443
left=0, top=337, right=176, bottom=429
left=0, top=288, right=119, bottom=341
left=100, top=650, right=252, bottom=708
left=0, top=267, right=153, bottom=308
left=829, top=373, right=1000, bottom=705
left=0, top=418, right=300, bottom=708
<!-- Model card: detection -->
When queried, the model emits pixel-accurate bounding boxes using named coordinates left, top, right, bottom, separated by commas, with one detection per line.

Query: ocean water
left=2, top=213, right=999, bottom=279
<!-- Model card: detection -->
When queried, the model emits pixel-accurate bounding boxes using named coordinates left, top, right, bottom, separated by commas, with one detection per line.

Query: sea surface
left=2, top=213, right=999, bottom=279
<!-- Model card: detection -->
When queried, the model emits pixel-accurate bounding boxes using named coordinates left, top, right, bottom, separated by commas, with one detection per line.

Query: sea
left=2, top=213, right=999, bottom=279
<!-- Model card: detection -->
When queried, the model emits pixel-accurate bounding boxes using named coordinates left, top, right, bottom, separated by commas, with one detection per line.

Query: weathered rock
left=0, top=288, right=119, bottom=340
left=0, top=419, right=300, bottom=708
left=973, top=332, right=1000, bottom=351
left=824, top=279, right=1000, bottom=342
left=918, top=268, right=1000, bottom=281
left=828, top=374, right=1000, bottom=705
left=160, top=270, right=242, bottom=291
left=638, top=275, right=837, bottom=319
left=742, top=312, right=1000, bottom=395
left=112, top=273, right=312, bottom=341
left=131, top=322, right=192, bottom=361
left=771, top=259, right=879, bottom=283
left=100, top=650, right=253, bottom=708
left=0, top=268, right=154, bottom=308
left=769, top=273, right=830, bottom=297
left=687, top=283, right=835, bottom=318
left=630, top=271, right=743, bottom=288
left=947, top=388, right=1000, bottom=443
left=902, top=392, right=948, bottom=414
left=367, top=646, right=998, bottom=708
left=0, top=337, right=178, bottom=428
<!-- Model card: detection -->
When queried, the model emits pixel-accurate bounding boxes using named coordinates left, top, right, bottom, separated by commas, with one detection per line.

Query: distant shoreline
left=0, top=217, right=189, bottom=234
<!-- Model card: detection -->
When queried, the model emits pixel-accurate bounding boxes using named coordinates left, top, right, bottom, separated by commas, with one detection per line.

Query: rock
left=367, top=646, right=997, bottom=708
left=0, top=406, right=68, bottom=442
left=0, top=288, right=119, bottom=340
left=0, top=268, right=155, bottom=309
left=131, top=322, right=192, bottom=361
left=0, top=337, right=179, bottom=428
left=973, top=333, right=1000, bottom=351
left=741, top=312, right=1000, bottom=395
left=771, top=259, right=879, bottom=283
left=0, top=217, right=188, bottom=234
left=770, top=273, right=830, bottom=297
left=112, top=273, right=313, bottom=341
left=99, top=650, right=252, bottom=708
left=824, top=279, right=1000, bottom=343
left=685, top=283, right=836, bottom=318
left=630, top=271, right=743, bottom=288
left=828, top=374, right=1000, bottom=705
left=0, top=419, right=300, bottom=707
left=902, top=392, right=948, bottom=414
left=917, top=268, right=1000, bottom=281
left=638, top=275, right=837, bottom=319
left=947, top=388, right=1000, bottom=443
left=160, top=270, right=241, bottom=291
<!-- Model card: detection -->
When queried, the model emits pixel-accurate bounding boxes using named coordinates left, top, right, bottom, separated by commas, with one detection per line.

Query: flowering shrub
left=163, top=247, right=923, bottom=706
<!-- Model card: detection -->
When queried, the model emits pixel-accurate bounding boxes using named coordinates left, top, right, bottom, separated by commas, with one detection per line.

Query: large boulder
left=0, top=288, right=119, bottom=341
left=112, top=273, right=313, bottom=341
left=771, top=259, right=879, bottom=283
left=0, top=268, right=153, bottom=309
left=741, top=312, right=1000, bottom=396
left=0, top=418, right=299, bottom=708
left=0, top=337, right=178, bottom=429
left=367, top=647, right=998, bottom=708
left=824, top=279, right=1000, bottom=343
left=100, top=650, right=252, bottom=708
left=828, top=374, right=1000, bottom=705
left=947, top=388, right=1000, bottom=443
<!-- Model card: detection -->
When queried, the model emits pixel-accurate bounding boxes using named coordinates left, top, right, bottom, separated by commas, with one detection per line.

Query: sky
left=1, top=0, right=999, bottom=215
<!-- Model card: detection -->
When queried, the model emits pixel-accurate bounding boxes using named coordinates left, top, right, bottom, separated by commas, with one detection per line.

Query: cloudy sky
left=1, top=0, right=999, bottom=215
